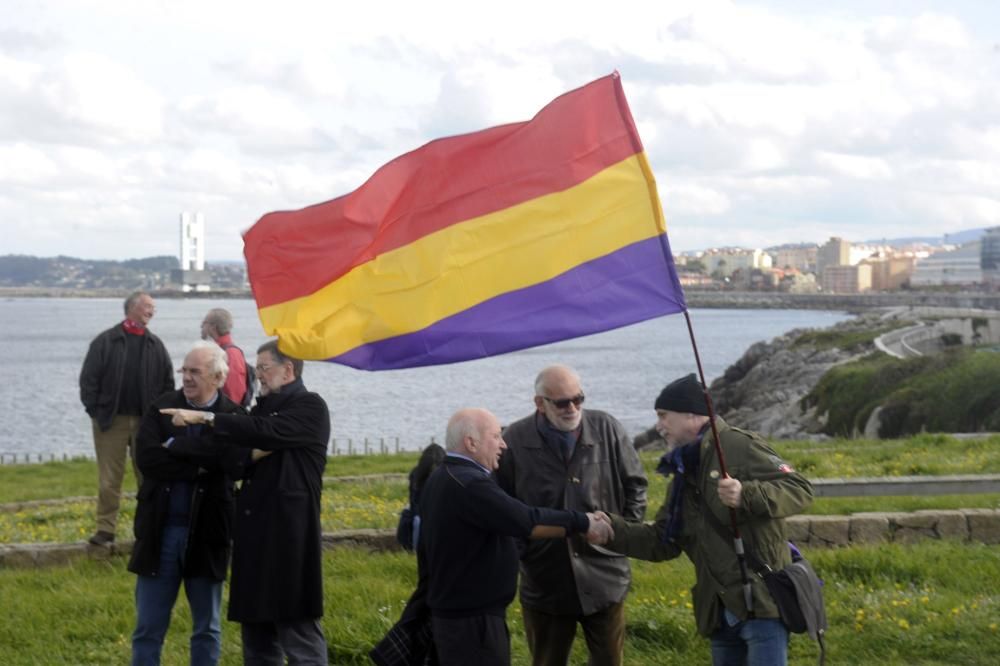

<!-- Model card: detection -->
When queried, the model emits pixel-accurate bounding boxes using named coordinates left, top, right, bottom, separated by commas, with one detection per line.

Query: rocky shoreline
left=708, top=318, right=869, bottom=440
left=706, top=307, right=1000, bottom=440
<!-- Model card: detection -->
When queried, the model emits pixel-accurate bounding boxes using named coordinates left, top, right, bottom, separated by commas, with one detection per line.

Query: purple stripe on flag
left=328, top=235, right=687, bottom=371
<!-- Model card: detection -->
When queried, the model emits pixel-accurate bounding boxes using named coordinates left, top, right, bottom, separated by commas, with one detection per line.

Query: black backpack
left=220, top=342, right=256, bottom=409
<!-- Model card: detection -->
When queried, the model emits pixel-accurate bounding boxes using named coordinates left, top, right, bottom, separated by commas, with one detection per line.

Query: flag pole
left=683, top=309, right=755, bottom=615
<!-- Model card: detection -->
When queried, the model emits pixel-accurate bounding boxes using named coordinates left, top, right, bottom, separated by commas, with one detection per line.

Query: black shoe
left=88, top=530, right=115, bottom=546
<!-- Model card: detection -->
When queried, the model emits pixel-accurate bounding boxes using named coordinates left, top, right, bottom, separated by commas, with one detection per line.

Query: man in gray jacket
left=497, top=365, right=647, bottom=666
left=79, top=291, right=174, bottom=546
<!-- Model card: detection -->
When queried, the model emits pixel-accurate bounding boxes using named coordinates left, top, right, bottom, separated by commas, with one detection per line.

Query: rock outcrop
left=708, top=314, right=883, bottom=439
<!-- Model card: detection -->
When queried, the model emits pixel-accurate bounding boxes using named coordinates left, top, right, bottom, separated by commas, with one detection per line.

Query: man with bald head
left=497, top=365, right=647, bottom=666
left=418, top=408, right=614, bottom=666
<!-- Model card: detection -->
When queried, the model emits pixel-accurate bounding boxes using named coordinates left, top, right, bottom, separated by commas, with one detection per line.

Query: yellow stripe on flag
left=259, top=154, right=665, bottom=360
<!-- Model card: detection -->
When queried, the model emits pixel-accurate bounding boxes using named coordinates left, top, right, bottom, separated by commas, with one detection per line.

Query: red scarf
left=122, top=319, right=147, bottom=336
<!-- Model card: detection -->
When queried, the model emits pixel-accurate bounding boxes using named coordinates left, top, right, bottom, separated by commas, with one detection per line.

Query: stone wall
left=786, top=509, right=1000, bottom=547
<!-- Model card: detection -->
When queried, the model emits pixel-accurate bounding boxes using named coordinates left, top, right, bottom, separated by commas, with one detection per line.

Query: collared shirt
left=164, top=392, right=220, bottom=448
left=445, top=451, right=491, bottom=476
left=187, top=392, right=220, bottom=410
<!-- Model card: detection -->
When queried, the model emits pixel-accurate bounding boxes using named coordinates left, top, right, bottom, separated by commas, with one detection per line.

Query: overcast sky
left=3, top=0, right=999, bottom=261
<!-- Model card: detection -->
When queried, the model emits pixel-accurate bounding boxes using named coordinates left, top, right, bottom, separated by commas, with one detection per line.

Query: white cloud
left=662, top=182, right=731, bottom=217
left=815, top=152, right=893, bottom=180
left=0, top=143, right=59, bottom=184
left=902, top=191, right=1000, bottom=230
left=2, top=0, right=999, bottom=260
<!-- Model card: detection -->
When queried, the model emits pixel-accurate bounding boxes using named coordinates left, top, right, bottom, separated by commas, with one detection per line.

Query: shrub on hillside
left=802, top=349, right=1000, bottom=437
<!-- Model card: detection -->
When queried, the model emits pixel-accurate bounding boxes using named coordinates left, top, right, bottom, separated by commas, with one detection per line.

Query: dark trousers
left=431, top=614, right=510, bottom=666
left=241, top=618, right=327, bottom=665
left=522, top=601, right=625, bottom=666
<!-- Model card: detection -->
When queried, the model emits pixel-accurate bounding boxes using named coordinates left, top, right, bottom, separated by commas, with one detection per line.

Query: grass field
left=4, top=435, right=998, bottom=544
left=1, top=542, right=998, bottom=664
left=1, top=436, right=999, bottom=663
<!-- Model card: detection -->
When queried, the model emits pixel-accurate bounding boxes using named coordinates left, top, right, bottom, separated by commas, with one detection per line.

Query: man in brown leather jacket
left=497, top=365, right=647, bottom=666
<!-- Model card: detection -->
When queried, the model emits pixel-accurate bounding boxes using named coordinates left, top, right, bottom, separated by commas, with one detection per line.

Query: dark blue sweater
left=419, top=456, right=589, bottom=617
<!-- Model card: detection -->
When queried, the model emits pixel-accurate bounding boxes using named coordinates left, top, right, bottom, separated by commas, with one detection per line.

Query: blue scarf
left=537, top=413, right=579, bottom=463
left=656, top=441, right=700, bottom=544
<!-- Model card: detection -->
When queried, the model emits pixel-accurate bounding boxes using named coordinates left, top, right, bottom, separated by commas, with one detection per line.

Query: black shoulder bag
left=707, top=508, right=828, bottom=665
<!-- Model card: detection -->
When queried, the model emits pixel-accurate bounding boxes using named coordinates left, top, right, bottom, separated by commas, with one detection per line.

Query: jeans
left=132, top=525, right=223, bottom=665
left=710, top=608, right=788, bottom=666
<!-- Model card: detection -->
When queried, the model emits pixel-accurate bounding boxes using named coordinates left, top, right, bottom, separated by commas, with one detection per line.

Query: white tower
left=179, top=212, right=211, bottom=292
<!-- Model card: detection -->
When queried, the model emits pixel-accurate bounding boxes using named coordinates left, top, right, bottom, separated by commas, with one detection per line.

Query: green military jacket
left=606, top=417, right=813, bottom=636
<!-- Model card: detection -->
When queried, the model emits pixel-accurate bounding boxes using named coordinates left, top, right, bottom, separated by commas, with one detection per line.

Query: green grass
left=0, top=453, right=418, bottom=505
left=802, top=348, right=1000, bottom=437
left=1, top=543, right=998, bottom=665
left=2, top=441, right=1000, bottom=663
left=792, top=323, right=909, bottom=352
left=771, top=433, right=1000, bottom=478
left=0, top=480, right=408, bottom=544
left=0, top=458, right=138, bottom=504
left=809, top=494, right=1000, bottom=515
left=4, top=435, right=1000, bottom=543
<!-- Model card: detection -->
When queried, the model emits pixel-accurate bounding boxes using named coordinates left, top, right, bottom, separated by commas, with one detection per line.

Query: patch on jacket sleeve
left=769, top=454, right=795, bottom=473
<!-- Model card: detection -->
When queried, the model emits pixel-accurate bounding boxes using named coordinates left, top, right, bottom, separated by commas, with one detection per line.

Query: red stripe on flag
left=244, top=73, right=644, bottom=309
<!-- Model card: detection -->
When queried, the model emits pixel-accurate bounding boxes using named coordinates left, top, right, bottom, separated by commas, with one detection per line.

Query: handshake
left=584, top=511, right=614, bottom=545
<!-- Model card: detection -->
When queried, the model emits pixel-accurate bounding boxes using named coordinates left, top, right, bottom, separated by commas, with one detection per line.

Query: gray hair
left=190, top=340, right=229, bottom=388
left=203, top=308, right=233, bottom=335
left=123, top=291, right=150, bottom=315
left=533, top=364, right=581, bottom=396
left=258, top=339, right=304, bottom=378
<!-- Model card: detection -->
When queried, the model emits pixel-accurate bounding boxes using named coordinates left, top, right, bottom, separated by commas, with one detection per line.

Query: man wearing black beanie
left=603, top=373, right=814, bottom=666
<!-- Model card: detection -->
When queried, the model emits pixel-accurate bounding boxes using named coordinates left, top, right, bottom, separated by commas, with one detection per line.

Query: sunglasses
left=543, top=393, right=585, bottom=409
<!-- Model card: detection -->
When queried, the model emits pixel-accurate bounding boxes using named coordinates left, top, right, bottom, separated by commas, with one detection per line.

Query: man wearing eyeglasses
left=130, top=341, right=243, bottom=665
left=497, top=365, right=648, bottom=666
left=162, top=339, right=330, bottom=664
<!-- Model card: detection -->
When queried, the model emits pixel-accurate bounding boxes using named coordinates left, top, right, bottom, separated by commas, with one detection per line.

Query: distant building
left=174, top=212, right=211, bottom=292
left=911, top=242, right=983, bottom=286
left=862, top=256, right=916, bottom=291
left=703, top=248, right=772, bottom=278
left=982, top=227, right=1000, bottom=288
left=784, top=270, right=819, bottom=293
left=816, top=237, right=851, bottom=277
left=677, top=273, right=716, bottom=288
left=772, top=246, right=817, bottom=272
left=821, top=264, right=872, bottom=293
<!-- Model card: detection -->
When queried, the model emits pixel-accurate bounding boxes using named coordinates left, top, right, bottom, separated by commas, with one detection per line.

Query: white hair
left=445, top=408, right=495, bottom=452
left=189, top=340, right=229, bottom=388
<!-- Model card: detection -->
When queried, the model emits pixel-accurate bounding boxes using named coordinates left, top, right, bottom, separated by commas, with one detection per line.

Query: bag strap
left=701, top=502, right=771, bottom=576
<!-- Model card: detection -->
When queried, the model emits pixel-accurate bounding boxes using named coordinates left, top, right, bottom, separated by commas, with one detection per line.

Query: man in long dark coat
left=130, top=341, right=244, bottom=665
left=163, top=339, right=329, bottom=664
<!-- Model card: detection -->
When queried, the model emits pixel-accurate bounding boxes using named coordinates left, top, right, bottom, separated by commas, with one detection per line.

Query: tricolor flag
left=244, top=72, right=686, bottom=370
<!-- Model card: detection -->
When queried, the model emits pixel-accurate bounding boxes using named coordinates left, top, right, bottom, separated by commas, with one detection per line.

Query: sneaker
left=88, top=530, right=115, bottom=546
